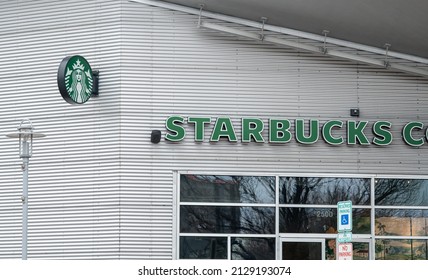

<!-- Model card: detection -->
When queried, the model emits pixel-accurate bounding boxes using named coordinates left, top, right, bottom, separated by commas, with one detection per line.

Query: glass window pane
left=375, top=179, right=428, bottom=206
left=375, top=209, right=428, bottom=236
left=353, top=242, right=370, bottom=260
left=180, top=236, right=227, bottom=259
left=231, top=237, right=275, bottom=260
left=181, top=175, right=275, bottom=203
left=375, top=239, right=428, bottom=260
left=279, top=207, right=370, bottom=234
left=280, top=177, right=370, bottom=205
left=412, top=240, right=428, bottom=260
left=181, top=206, right=275, bottom=234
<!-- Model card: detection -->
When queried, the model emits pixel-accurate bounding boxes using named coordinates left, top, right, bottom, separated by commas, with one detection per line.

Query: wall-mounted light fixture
left=151, top=130, right=161, bottom=144
left=92, top=70, right=99, bottom=96
left=350, top=108, right=360, bottom=117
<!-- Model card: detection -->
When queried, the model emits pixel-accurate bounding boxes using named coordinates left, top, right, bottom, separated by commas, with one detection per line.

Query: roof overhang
left=131, top=0, right=428, bottom=79
left=159, top=0, right=428, bottom=59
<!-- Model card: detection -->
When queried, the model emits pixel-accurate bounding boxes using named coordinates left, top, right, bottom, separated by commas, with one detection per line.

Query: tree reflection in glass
left=375, top=179, right=428, bottom=206
left=181, top=206, right=275, bottom=234
left=280, top=177, right=370, bottom=205
left=180, top=236, right=227, bottom=259
left=181, top=175, right=275, bottom=203
left=231, top=237, right=275, bottom=260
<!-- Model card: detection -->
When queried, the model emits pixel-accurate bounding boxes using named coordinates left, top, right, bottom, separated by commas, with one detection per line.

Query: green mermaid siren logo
left=57, top=55, right=94, bottom=104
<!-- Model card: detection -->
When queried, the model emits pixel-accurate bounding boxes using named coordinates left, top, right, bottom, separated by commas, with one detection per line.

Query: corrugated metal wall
left=1, top=0, right=428, bottom=259
left=0, top=0, right=122, bottom=259
left=120, top=2, right=428, bottom=259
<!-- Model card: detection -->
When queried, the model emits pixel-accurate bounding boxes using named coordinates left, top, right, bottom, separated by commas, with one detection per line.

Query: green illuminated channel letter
left=372, top=121, right=393, bottom=146
left=269, top=119, right=292, bottom=143
left=242, top=118, right=265, bottom=142
left=322, top=120, right=344, bottom=145
left=188, top=117, right=211, bottom=141
left=403, top=121, right=424, bottom=147
left=347, top=120, right=370, bottom=145
left=165, top=116, right=185, bottom=141
left=295, top=119, right=319, bottom=144
left=211, top=117, right=237, bottom=142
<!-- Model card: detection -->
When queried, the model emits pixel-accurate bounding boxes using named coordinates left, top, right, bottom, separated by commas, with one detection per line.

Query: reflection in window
left=180, top=236, right=227, bottom=259
left=280, top=207, right=336, bottom=234
left=375, top=209, right=428, bottom=236
left=279, top=208, right=370, bottom=234
left=375, top=239, right=427, bottom=260
left=231, top=237, right=275, bottom=260
left=353, top=242, right=370, bottom=260
left=181, top=175, right=275, bottom=203
left=375, top=179, right=428, bottom=206
left=181, top=206, right=275, bottom=234
left=282, top=241, right=322, bottom=260
left=280, top=177, right=370, bottom=205
left=326, top=239, right=336, bottom=260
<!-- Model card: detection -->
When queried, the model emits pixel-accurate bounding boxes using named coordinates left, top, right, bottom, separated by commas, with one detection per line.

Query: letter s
left=165, top=116, right=186, bottom=141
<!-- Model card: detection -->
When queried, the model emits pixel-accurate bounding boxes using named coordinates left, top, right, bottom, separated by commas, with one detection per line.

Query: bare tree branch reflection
left=181, top=205, right=275, bottom=234
left=180, top=237, right=227, bottom=259
left=181, top=175, right=275, bottom=203
left=180, top=175, right=276, bottom=235
left=231, top=237, right=275, bottom=260
left=375, top=179, right=428, bottom=206
left=279, top=177, right=371, bottom=234
left=280, top=177, right=370, bottom=205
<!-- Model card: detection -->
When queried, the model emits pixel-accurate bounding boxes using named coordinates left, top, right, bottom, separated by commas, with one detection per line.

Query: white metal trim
left=172, top=171, right=179, bottom=260
left=375, top=236, right=428, bottom=240
left=279, top=233, right=372, bottom=239
left=179, top=233, right=276, bottom=238
left=180, top=202, right=276, bottom=207
left=227, top=235, right=231, bottom=260
left=275, top=175, right=279, bottom=260
left=375, top=205, right=428, bottom=210
left=370, top=177, right=376, bottom=260
left=279, top=204, right=371, bottom=208
left=179, top=171, right=428, bottom=180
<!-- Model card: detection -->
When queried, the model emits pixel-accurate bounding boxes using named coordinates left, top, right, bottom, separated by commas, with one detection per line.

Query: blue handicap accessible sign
left=341, top=214, right=349, bottom=225
left=337, top=201, right=352, bottom=232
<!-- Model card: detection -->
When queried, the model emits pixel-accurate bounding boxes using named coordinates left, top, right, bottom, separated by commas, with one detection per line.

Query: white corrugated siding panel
left=0, top=0, right=121, bottom=259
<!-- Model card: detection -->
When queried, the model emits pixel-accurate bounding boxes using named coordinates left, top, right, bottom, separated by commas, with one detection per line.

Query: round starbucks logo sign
left=57, top=55, right=94, bottom=104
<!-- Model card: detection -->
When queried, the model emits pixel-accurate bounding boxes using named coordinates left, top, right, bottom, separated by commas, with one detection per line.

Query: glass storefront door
left=281, top=238, right=325, bottom=260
